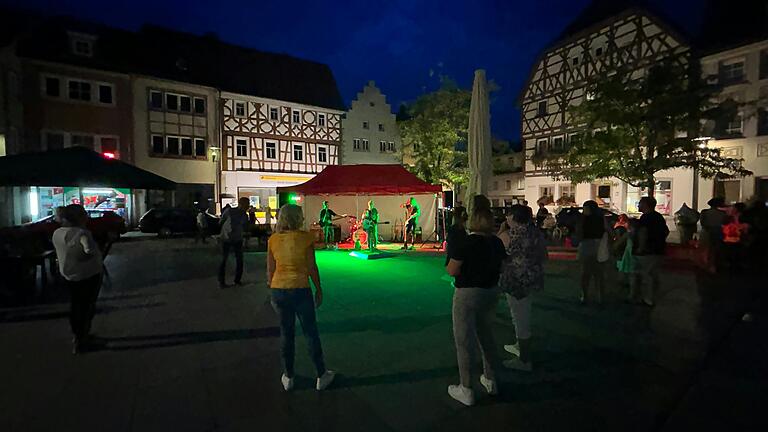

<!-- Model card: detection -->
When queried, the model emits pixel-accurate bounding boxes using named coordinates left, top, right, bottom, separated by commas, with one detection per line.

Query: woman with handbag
left=497, top=205, right=547, bottom=372
left=576, top=200, right=609, bottom=304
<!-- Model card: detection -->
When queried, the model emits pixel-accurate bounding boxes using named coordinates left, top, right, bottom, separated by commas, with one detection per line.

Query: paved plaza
left=1, top=238, right=765, bottom=431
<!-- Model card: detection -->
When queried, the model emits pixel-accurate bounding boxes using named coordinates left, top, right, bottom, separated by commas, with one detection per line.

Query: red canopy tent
left=278, top=165, right=442, bottom=242
left=278, top=164, right=442, bottom=195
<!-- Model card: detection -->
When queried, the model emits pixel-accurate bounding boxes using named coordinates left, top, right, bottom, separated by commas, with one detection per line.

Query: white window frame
left=317, top=113, right=326, bottom=127
left=68, top=32, right=95, bottom=57
left=149, top=90, right=163, bottom=109
left=388, top=142, right=395, bottom=152
left=540, top=185, right=555, bottom=199
left=535, top=138, right=548, bottom=155
left=264, top=141, right=277, bottom=160
left=234, top=137, right=249, bottom=158
left=269, top=106, right=279, bottom=121
left=552, top=136, right=564, bottom=151
left=292, top=143, right=304, bottom=161
left=67, top=79, right=92, bottom=102
left=234, top=101, right=246, bottom=118
left=178, top=95, right=192, bottom=113
left=720, top=58, right=746, bottom=83
left=165, top=93, right=180, bottom=111
left=292, top=109, right=301, bottom=124
left=353, top=138, right=361, bottom=151
left=166, top=135, right=181, bottom=156
left=517, top=177, right=525, bottom=190
left=559, top=184, right=574, bottom=199
left=362, top=139, right=369, bottom=151
left=379, top=140, right=387, bottom=152
left=725, top=113, right=744, bottom=135
left=317, top=145, right=328, bottom=164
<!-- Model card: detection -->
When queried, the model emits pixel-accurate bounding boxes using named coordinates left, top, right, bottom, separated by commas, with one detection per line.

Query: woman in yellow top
left=267, top=204, right=335, bottom=391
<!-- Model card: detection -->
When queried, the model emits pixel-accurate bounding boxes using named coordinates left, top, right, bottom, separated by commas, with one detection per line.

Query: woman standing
left=267, top=204, right=335, bottom=391
left=52, top=204, right=103, bottom=354
left=497, top=205, right=547, bottom=372
left=445, top=205, right=507, bottom=406
left=576, top=200, right=608, bottom=304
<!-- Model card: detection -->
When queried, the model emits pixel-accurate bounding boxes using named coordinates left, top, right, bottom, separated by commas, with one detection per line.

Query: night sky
left=2, top=0, right=708, bottom=144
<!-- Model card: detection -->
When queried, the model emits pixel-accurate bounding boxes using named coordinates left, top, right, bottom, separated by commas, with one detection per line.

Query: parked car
left=139, top=208, right=220, bottom=237
left=553, top=206, right=619, bottom=241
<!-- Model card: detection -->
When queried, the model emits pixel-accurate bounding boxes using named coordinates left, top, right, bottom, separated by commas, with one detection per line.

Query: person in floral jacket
left=497, top=205, right=548, bottom=372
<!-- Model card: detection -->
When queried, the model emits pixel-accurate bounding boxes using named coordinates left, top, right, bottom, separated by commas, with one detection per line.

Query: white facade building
left=341, top=81, right=401, bottom=165
left=220, top=92, right=343, bottom=210
left=488, top=151, right=526, bottom=207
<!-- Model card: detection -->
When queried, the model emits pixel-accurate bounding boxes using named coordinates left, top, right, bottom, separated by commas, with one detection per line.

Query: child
left=616, top=219, right=639, bottom=303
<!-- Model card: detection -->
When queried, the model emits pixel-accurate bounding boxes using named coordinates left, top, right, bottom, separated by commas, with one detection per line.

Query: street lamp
left=692, top=136, right=713, bottom=210
left=210, top=145, right=222, bottom=213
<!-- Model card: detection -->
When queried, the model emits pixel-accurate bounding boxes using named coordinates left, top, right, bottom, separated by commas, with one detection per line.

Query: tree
left=537, top=58, right=752, bottom=196
left=398, top=79, right=471, bottom=186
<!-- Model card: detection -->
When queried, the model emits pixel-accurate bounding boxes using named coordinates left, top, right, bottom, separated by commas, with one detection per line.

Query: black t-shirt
left=445, top=224, right=468, bottom=265
left=638, top=211, right=669, bottom=255
left=451, top=233, right=506, bottom=288
left=319, top=208, right=337, bottom=226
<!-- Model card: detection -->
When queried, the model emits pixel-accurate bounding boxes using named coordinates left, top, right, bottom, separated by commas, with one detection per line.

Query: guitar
left=316, top=214, right=354, bottom=228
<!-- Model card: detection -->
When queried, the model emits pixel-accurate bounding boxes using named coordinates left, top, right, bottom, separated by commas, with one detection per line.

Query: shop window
left=151, top=135, right=164, bottom=154
left=181, top=137, right=193, bottom=156
left=626, top=180, right=672, bottom=215
left=194, top=97, right=206, bottom=114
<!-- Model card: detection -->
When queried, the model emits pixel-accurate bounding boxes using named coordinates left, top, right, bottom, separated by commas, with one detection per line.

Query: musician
left=318, top=201, right=338, bottom=248
left=362, top=200, right=379, bottom=251
left=402, top=197, right=421, bottom=250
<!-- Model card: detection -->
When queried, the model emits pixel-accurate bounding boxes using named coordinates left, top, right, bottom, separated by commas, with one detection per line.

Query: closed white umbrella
left=464, top=69, right=492, bottom=213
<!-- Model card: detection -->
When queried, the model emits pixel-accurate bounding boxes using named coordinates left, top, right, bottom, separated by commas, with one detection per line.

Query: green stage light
left=288, top=193, right=302, bottom=203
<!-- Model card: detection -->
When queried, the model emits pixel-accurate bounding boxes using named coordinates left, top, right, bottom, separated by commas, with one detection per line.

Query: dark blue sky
left=4, top=0, right=706, bottom=142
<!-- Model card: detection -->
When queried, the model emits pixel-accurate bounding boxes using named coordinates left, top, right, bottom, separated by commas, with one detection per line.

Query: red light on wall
left=102, top=152, right=116, bottom=159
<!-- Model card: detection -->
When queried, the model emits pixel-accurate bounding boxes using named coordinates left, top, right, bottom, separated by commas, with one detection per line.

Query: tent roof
left=279, top=165, right=441, bottom=195
left=0, top=147, right=176, bottom=190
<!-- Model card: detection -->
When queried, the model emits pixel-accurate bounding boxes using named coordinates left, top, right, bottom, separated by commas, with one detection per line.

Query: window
left=760, top=50, right=768, bottom=80
left=493, top=180, right=499, bottom=190
left=380, top=141, right=387, bottom=152
left=363, top=121, right=369, bottom=129
left=234, top=101, right=246, bottom=117
left=292, top=109, right=301, bottom=123
left=45, top=77, right=60, bottom=97
left=179, top=96, right=192, bottom=113
left=552, top=136, right=564, bottom=151
left=235, top=138, right=248, bottom=157
left=269, top=107, right=279, bottom=121
left=166, top=94, right=178, bottom=111
left=318, top=146, right=328, bottom=163
left=195, top=139, right=206, bottom=157
left=378, top=123, right=384, bottom=132
left=572, top=56, right=579, bottom=66
left=362, top=139, right=369, bottom=151
left=726, top=114, right=743, bottom=135
left=151, top=135, right=164, bottom=154
left=595, top=47, right=603, bottom=57
left=388, top=142, right=395, bottom=152
left=540, top=186, right=554, bottom=199
left=45, top=132, right=65, bottom=150
left=194, top=97, right=205, bottom=114
left=517, top=177, right=525, bottom=190
left=149, top=90, right=163, bottom=109
left=535, top=138, right=548, bottom=155
left=720, top=60, right=745, bottom=85
left=369, top=101, right=375, bottom=107
left=569, top=133, right=581, bottom=146
left=70, top=134, right=94, bottom=149
left=293, top=144, right=303, bottom=161
left=318, top=113, right=326, bottom=127
left=167, top=136, right=180, bottom=155
left=758, top=108, right=768, bottom=136
left=353, top=138, right=361, bottom=151
left=559, top=184, right=574, bottom=200
left=69, top=34, right=94, bottom=57
left=181, top=137, right=193, bottom=156
left=505, top=180, right=512, bottom=191
left=98, top=84, right=113, bottom=104
left=537, top=100, right=547, bottom=117
left=100, top=137, right=118, bottom=154
left=68, top=80, right=91, bottom=101
left=714, top=176, right=741, bottom=204
left=265, top=142, right=277, bottom=160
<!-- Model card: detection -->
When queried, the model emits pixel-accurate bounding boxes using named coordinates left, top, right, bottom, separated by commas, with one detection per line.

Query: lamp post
left=692, top=137, right=713, bottom=211
left=210, top=145, right=222, bottom=213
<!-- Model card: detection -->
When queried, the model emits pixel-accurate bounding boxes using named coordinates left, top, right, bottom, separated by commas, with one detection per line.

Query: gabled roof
left=278, top=165, right=442, bottom=195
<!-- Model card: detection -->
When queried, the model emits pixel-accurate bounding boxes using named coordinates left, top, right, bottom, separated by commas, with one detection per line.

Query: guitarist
left=362, top=200, right=380, bottom=251
left=402, top=197, right=421, bottom=250
left=319, top=201, right=339, bottom=249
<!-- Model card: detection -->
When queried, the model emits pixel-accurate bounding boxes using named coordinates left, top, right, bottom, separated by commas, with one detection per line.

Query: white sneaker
left=742, top=313, right=754, bottom=322
left=281, top=374, right=294, bottom=391
left=447, top=384, right=475, bottom=406
left=503, top=357, right=532, bottom=372
left=504, top=344, right=520, bottom=357
left=316, top=370, right=336, bottom=391
left=480, top=375, right=498, bottom=396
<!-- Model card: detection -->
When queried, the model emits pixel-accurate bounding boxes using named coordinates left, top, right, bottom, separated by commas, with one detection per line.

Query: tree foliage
left=398, top=80, right=471, bottom=186
left=538, top=58, right=752, bottom=195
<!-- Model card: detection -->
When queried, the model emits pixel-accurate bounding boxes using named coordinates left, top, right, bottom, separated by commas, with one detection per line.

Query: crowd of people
left=50, top=191, right=767, bottom=404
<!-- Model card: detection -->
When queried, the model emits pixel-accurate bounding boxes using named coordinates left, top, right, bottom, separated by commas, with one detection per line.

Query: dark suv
left=139, top=208, right=220, bottom=237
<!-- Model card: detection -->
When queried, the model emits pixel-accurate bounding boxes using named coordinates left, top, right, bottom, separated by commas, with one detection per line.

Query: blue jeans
left=270, top=288, right=326, bottom=378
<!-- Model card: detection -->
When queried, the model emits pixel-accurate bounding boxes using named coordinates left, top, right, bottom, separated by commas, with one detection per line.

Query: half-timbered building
left=519, top=1, right=688, bottom=215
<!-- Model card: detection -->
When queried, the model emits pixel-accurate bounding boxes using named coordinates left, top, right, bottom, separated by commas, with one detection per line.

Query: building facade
left=341, top=81, right=402, bottom=165
left=220, top=92, right=343, bottom=210
left=520, top=6, right=688, bottom=217
left=488, top=151, right=525, bottom=207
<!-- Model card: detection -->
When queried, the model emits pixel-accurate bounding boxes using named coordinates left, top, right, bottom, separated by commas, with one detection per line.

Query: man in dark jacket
left=633, top=196, right=669, bottom=306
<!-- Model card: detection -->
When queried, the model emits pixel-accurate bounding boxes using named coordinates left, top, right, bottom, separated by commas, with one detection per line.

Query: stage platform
left=315, top=241, right=445, bottom=254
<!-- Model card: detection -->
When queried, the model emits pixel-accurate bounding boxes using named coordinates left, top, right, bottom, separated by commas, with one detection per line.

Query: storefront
left=29, top=186, right=132, bottom=222
left=625, top=180, right=673, bottom=215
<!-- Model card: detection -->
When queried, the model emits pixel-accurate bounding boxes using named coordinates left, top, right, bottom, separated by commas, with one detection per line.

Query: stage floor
left=316, top=241, right=445, bottom=254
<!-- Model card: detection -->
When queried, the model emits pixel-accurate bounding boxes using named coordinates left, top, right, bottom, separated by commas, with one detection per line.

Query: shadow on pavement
left=100, top=327, right=280, bottom=351
left=0, top=302, right=165, bottom=323
left=319, top=314, right=449, bottom=334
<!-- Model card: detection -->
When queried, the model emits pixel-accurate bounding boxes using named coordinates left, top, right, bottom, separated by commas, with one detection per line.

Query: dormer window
left=68, top=32, right=95, bottom=57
